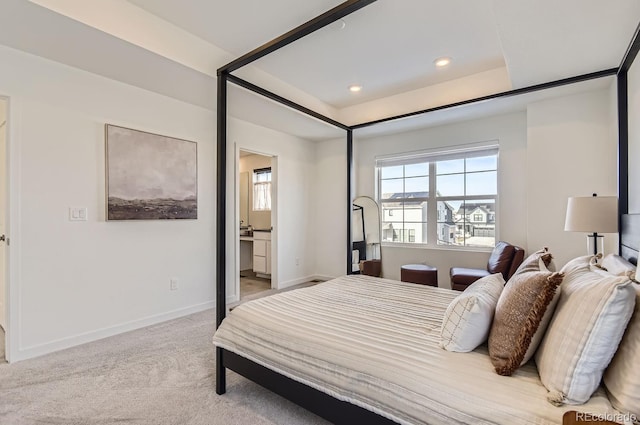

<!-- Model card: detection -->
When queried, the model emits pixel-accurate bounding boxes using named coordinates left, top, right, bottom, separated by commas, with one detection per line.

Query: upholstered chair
left=449, top=241, right=525, bottom=291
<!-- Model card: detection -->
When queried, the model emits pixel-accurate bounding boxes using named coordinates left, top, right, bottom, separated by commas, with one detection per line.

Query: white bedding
left=213, top=275, right=618, bottom=425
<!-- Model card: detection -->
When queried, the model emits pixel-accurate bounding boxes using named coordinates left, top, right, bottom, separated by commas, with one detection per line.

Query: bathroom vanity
left=252, top=230, right=271, bottom=277
left=239, top=230, right=271, bottom=278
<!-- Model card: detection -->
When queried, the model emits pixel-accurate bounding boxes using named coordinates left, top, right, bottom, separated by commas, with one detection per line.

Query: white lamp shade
left=564, top=196, right=618, bottom=233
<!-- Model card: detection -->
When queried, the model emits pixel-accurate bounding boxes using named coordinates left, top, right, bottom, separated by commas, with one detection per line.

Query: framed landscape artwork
left=105, top=124, right=197, bottom=220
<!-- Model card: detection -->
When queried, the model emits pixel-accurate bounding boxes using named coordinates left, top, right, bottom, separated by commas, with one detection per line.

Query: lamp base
left=586, top=233, right=604, bottom=256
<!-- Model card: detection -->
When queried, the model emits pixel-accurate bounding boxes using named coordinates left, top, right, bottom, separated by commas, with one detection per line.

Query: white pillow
left=441, top=273, right=504, bottom=352
left=603, top=281, right=640, bottom=419
left=535, top=255, right=636, bottom=406
left=601, top=253, right=637, bottom=282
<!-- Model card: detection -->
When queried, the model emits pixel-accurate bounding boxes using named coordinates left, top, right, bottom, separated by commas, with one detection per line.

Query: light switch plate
left=69, top=207, right=88, bottom=221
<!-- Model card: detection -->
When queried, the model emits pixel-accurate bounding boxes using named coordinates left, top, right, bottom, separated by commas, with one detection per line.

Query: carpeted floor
left=0, top=309, right=329, bottom=425
left=230, top=280, right=321, bottom=310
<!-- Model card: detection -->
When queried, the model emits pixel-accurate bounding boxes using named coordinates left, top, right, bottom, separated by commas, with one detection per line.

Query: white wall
left=226, top=118, right=318, bottom=301
left=629, top=57, right=640, bottom=213
left=315, top=86, right=617, bottom=288
left=0, top=45, right=217, bottom=360
left=0, top=44, right=323, bottom=360
left=352, top=112, right=528, bottom=288
left=526, top=88, right=618, bottom=267
left=314, top=138, right=349, bottom=279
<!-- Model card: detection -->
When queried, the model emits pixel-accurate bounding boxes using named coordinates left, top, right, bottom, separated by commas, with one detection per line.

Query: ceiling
left=131, top=0, right=508, bottom=108
left=2, top=0, right=639, bottom=140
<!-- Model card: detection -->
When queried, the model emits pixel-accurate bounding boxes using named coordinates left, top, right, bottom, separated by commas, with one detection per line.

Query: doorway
left=237, top=149, right=276, bottom=303
left=0, top=97, right=7, bottom=363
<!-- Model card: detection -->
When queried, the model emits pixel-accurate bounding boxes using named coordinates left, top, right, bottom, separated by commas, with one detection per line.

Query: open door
left=236, top=148, right=277, bottom=305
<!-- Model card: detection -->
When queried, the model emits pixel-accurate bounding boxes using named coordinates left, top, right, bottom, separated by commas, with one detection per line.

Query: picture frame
left=105, top=124, right=197, bottom=220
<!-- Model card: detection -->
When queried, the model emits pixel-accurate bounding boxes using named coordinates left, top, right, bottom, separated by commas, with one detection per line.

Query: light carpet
left=0, top=309, right=329, bottom=425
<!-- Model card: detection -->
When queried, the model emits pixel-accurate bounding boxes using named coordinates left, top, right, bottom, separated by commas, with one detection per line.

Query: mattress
left=213, top=275, right=618, bottom=425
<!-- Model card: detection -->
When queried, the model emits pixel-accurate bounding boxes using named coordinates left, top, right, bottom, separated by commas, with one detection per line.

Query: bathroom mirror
left=352, top=196, right=381, bottom=276
left=239, top=171, right=249, bottom=227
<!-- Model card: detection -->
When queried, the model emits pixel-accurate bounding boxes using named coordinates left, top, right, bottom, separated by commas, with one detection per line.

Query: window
left=377, top=144, right=498, bottom=248
left=253, top=167, right=271, bottom=211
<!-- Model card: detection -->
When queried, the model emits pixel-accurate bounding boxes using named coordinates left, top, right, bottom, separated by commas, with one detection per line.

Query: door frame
left=1, top=95, right=19, bottom=362
left=234, top=144, right=278, bottom=303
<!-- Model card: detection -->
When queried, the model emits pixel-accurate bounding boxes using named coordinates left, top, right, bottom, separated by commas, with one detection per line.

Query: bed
left=213, top=274, right=623, bottom=424
left=214, top=212, right=640, bottom=424
left=214, top=2, right=640, bottom=424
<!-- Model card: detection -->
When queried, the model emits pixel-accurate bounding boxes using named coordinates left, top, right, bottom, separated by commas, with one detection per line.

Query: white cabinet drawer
left=253, top=256, right=267, bottom=274
left=253, top=240, right=267, bottom=256
left=252, top=232, right=271, bottom=275
left=253, top=231, right=271, bottom=241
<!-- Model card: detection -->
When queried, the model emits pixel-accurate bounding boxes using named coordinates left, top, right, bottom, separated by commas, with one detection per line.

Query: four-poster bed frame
left=216, top=1, right=640, bottom=423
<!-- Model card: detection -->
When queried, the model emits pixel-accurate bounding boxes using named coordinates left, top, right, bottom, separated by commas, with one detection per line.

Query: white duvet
left=213, top=275, right=618, bottom=425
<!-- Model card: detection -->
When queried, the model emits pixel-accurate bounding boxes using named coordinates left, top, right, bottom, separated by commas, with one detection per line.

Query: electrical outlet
left=69, top=207, right=88, bottom=221
left=295, top=257, right=300, bottom=266
left=170, top=278, right=178, bottom=291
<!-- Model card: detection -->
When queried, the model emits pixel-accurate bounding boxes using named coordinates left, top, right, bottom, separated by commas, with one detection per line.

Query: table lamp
left=564, top=193, right=618, bottom=255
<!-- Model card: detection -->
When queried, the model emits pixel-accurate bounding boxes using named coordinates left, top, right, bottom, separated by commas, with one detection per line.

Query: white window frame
left=252, top=167, right=272, bottom=211
left=376, top=143, right=499, bottom=251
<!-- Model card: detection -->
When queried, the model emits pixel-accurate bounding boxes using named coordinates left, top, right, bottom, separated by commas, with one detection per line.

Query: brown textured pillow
left=488, top=269, right=564, bottom=376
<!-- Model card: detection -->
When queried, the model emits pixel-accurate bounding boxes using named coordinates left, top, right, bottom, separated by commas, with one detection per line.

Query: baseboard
left=14, top=300, right=215, bottom=362
left=278, top=274, right=332, bottom=289
left=312, top=274, right=335, bottom=282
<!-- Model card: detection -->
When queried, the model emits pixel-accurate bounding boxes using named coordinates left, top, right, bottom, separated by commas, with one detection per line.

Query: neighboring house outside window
left=253, top=167, right=271, bottom=211
left=377, top=144, right=498, bottom=249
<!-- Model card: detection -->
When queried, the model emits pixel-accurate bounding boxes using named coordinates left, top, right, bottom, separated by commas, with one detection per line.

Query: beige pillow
left=513, top=247, right=555, bottom=275
left=603, top=281, right=640, bottom=418
left=488, top=264, right=563, bottom=376
left=440, top=273, right=505, bottom=352
left=535, top=256, right=636, bottom=405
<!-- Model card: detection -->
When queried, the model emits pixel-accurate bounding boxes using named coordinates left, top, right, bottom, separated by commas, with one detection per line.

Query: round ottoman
left=400, top=264, right=438, bottom=287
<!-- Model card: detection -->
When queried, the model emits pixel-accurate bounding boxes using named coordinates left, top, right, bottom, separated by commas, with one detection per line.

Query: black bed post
left=213, top=0, right=377, bottom=396
left=216, top=70, right=228, bottom=395
left=617, top=22, right=640, bottom=253
left=618, top=71, right=629, bottom=235
left=347, top=129, right=354, bottom=275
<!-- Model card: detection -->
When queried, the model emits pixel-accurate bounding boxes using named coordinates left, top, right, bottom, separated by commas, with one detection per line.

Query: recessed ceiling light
left=348, top=84, right=362, bottom=93
left=434, top=57, right=451, bottom=67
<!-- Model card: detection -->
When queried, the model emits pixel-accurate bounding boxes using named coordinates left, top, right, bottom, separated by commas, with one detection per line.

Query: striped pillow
left=603, top=281, right=640, bottom=419
left=535, top=256, right=636, bottom=405
left=513, top=247, right=555, bottom=275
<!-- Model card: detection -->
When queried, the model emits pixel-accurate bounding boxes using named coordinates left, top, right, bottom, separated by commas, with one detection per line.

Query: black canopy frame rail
left=215, top=0, right=640, bottom=422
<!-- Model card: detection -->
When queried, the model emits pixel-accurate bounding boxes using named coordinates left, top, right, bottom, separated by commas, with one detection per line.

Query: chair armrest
left=449, top=267, right=491, bottom=290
